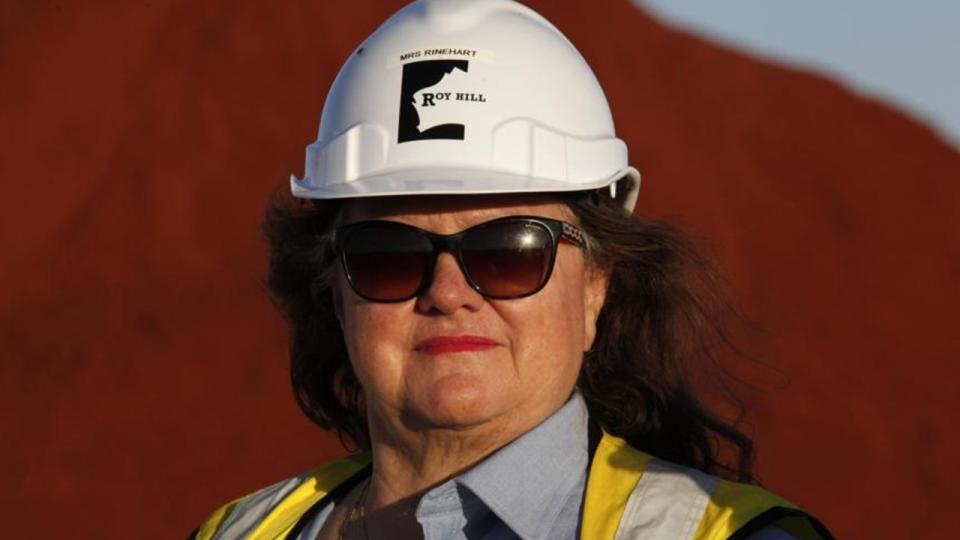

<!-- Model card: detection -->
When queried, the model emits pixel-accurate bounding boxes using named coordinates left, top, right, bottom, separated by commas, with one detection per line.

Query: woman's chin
left=405, top=373, right=510, bottom=430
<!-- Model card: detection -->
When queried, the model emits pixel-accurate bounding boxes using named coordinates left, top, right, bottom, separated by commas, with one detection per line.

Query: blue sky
left=634, top=0, right=960, bottom=148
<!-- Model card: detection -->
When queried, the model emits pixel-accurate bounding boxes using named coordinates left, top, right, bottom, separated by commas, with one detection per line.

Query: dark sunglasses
left=332, top=215, right=587, bottom=302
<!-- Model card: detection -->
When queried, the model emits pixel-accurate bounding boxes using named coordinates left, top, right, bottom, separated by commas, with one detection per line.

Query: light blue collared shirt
left=414, top=393, right=590, bottom=540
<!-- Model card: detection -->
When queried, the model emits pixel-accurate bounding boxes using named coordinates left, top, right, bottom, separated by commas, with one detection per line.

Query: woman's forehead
left=341, top=193, right=574, bottom=226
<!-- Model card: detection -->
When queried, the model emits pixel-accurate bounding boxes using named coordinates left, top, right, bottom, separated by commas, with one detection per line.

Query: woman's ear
left=582, top=265, right=610, bottom=352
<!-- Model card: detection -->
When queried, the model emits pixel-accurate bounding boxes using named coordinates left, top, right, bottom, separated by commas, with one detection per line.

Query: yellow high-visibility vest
left=193, top=432, right=830, bottom=539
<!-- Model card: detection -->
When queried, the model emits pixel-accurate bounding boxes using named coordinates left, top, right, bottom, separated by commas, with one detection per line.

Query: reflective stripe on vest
left=615, top=457, right=718, bottom=539
left=194, top=433, right=807, bottom=540
left=194, top=453, right=370, bottom=540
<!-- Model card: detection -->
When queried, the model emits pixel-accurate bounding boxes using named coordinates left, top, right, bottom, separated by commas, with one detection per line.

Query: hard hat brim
left=290, top=166, right=640, bottom=211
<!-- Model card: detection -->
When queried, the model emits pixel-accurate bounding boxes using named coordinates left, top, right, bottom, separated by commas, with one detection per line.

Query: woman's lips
left=414, top=335, right=499, bottom=355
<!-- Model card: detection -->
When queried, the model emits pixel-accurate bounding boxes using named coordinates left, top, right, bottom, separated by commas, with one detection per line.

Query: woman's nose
left=415, top=252, right=485, bottom=314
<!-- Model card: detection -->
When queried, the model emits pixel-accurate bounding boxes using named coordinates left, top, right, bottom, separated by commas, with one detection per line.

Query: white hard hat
left=291, top=0, right=641, bottom=211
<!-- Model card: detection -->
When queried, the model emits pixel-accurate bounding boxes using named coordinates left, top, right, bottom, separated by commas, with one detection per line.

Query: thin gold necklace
left=338, top=479, right=370, bottom=540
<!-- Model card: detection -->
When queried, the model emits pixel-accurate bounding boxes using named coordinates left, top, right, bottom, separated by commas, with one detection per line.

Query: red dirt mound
left=1, top=1, right=956, bottom=538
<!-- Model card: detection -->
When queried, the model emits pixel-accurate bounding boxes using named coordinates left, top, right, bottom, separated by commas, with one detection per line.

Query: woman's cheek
left=344, top=306, right=409, bottom=398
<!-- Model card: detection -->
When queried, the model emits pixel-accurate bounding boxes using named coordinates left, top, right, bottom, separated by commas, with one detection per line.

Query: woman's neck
left=364, top=409, right=530, bottom=510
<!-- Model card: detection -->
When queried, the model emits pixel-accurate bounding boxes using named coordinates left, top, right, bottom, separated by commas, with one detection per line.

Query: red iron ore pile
left=1, top=1, right=956, bottom=538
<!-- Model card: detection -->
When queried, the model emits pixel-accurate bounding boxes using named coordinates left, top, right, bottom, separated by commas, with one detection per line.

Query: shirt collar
left=455, top=391, right=590, bottom=540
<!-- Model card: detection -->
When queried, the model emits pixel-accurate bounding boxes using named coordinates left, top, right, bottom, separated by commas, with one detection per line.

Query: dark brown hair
left=264, top=180, right=756, bottom=482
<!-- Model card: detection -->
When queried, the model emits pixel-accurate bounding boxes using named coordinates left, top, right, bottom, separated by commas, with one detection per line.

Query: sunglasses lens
left=341, top=226, right=432, bottom=301
left=461, top=221, right=553, bottom=298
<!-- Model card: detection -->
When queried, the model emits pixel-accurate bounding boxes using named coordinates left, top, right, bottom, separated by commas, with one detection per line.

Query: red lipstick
left=414, top=335, right=498, bottom=355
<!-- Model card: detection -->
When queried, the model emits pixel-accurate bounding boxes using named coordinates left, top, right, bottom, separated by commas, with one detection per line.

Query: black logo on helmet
left=398, top=59, right=469, bottom=143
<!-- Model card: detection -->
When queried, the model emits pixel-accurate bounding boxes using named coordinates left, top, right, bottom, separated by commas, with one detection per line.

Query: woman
left=193, top=0, right=833, bottom=538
